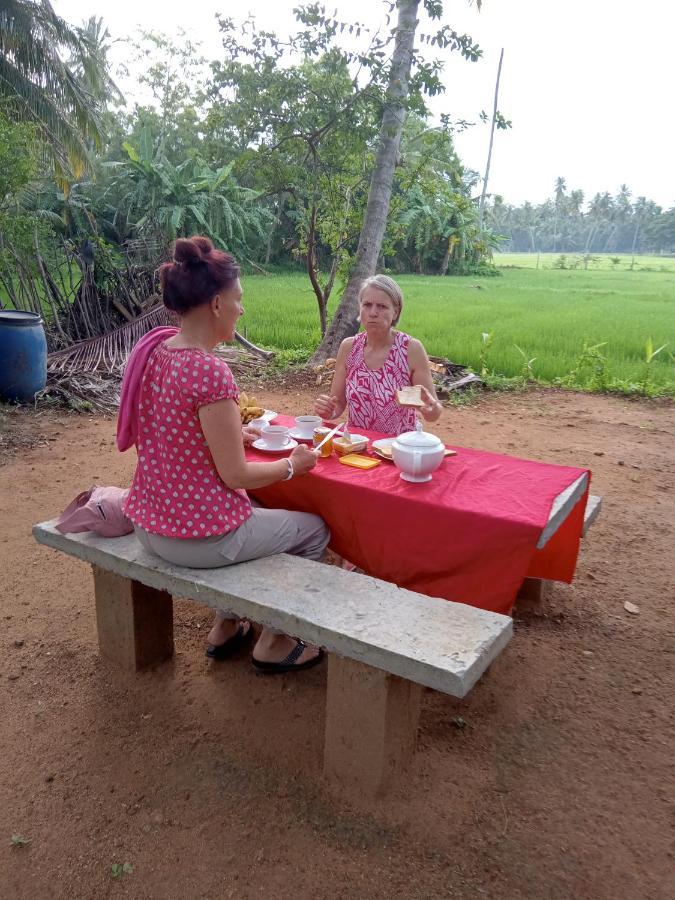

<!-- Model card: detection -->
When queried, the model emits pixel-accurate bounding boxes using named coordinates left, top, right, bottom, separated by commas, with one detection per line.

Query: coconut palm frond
left=47, top=303, right=175, bottom=375
left=46, top=302, right=274, bottom=381
left=0, top=0, right=114, bottom=180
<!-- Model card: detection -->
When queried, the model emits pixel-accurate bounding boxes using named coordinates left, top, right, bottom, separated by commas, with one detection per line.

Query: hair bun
left=159, top=234, right=240, bottom=315
left=173, top=236, right=214, bottom=266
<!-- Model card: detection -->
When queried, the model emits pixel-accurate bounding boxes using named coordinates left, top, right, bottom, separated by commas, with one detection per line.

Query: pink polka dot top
left=124, top=343, right=252, bottom=539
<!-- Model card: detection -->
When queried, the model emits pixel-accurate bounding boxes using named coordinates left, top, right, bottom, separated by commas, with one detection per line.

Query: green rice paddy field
left=242, top=254, right=675, bottom=395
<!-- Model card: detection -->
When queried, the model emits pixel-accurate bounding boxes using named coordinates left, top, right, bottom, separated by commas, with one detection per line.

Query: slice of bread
left=395, top=385, right=425, bottom=408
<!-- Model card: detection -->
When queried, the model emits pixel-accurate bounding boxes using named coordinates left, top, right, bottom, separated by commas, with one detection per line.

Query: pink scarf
left=116, top=326, right=179, bottom=451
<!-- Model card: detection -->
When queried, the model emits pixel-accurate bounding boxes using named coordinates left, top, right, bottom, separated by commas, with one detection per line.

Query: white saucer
left=252, top=437, right=298, bottom=453
left=262, top=410, right=278, bottom=422
left=288, top=429, right=315, bottom=442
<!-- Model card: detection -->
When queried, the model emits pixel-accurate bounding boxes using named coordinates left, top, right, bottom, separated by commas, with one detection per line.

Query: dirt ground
left=1, top=384, right=673, bottom=900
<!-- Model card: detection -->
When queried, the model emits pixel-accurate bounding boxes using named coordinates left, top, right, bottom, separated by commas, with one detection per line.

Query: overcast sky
left=54, top=0, right=674, bottom=209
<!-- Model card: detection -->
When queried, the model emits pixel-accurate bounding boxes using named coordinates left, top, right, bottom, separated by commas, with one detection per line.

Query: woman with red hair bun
left=117, top=236, right=328, bottom=673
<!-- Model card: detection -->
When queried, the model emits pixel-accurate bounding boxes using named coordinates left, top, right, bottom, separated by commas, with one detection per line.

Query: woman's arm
left=314, top=338, right=353, bottom=420
left=200, top=399, right=317, bottom=489
left=408, top=339, right=443, bottom=423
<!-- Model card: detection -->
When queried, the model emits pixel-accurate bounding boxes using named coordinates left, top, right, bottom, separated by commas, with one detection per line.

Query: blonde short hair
left=358, top=275, right=403, bottom=326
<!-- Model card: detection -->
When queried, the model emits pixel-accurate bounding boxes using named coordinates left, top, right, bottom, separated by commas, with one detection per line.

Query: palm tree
left=552, top=176, right=566, bottom=252
left=0, top=1, right=117, bottom=181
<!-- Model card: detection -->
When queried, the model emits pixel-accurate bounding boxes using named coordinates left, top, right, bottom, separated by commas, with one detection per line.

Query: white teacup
left=261, top=425, right=290, bottom=449
left=294, top=415, right=322, bottom=438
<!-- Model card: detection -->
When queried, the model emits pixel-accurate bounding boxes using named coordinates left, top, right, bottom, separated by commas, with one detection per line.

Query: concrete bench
left=33, top=519, right=512, bottom=797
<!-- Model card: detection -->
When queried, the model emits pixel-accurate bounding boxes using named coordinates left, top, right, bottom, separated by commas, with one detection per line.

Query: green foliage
left=639, top=338, right=668, bottom=396
left=562, top=340, right=609, bottom=391
left=205, top=26, right=380, bottom=316
left=0, top=0, right=120, bottom=181
left=387, top=116, right=498, bottom=275
left=478, top=331, right=493, bottom=377
left=110, top=862, right=133, bottom=878
left=10, top=834, right=31, bottom=847
left=268, top=347, right=314, bottom=369
left=110, top=128, right=272, bottom=256
left=0, top=108, right=57, bottom=284
left=0, top=110, right=37, bottom=207
left=514, top=344, right=537, bottom=382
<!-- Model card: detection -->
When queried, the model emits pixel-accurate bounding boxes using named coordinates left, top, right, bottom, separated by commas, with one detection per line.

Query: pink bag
left=55, top=486, right=134, bottom=538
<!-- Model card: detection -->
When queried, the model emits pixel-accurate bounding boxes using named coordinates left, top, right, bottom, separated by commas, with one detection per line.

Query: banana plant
left=109, top=127, right=271, bottom=255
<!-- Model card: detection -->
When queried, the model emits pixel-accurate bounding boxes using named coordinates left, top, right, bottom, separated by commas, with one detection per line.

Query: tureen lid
left=394, top=426, right=443, bottom=448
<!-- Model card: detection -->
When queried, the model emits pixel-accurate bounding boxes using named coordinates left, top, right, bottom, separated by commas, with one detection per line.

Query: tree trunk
left=630, top=222, right=640, bottom=270
left=478, top=48, right=504, bottom=231
left=602, top=224, right=616, bottom=254
left=309, top=0, right=420, bottom=364
left=438, top=239, right=451, bottom=276
left=306, top=204, right=328, bottom=336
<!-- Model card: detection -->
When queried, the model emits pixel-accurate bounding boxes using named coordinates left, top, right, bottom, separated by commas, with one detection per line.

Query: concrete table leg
left=517, top=577, right=552, bottom=603
left=324, top=655, right=422, bottom=798
left=92, top=565, right=174, bottom=672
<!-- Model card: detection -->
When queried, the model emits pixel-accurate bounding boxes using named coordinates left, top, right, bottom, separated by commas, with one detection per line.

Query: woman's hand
left=242, top=424, right=261, bottom=446
left=314, top=393, right=338, bottom=420
left=419, top=385, right=443, bottom=422
left=289, top=444, right=318, bottom=477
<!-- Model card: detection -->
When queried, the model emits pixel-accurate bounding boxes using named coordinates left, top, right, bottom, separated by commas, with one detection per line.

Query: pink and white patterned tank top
left=345, top=331, right=418, bottom=435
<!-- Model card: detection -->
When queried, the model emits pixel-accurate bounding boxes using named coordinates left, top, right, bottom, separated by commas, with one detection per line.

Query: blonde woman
left=315, top=275, right=442, bottom=434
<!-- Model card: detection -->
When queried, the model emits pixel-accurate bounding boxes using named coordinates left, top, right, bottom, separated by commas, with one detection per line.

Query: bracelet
left=283, top=457, right=294, bottom=481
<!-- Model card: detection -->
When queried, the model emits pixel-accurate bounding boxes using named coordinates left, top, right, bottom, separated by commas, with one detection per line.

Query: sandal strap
left=277, top=640, right=306, bottom=667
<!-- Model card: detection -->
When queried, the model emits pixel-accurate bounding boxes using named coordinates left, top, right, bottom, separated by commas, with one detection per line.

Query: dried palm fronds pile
left=40, top=305, right=272, bottom=413
left=47, top=304, right=175, bottom=377
left=38, top=305, right=174, bottom=413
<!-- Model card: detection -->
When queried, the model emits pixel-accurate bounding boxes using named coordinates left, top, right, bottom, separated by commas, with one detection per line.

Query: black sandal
left=206, top=621, right=253, bottom=660
left=252, top=640, right=324, bottom=674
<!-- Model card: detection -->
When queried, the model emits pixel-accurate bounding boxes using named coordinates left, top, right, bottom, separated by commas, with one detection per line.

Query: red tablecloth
left=249, top=417, right=590, bottom=615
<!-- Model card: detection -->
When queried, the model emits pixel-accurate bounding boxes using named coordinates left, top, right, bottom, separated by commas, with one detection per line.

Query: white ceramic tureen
left=391, top=421, right=445, bottom=483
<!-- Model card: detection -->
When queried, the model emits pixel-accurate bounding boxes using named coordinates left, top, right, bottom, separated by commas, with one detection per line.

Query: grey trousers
left=134, top=503, right=330, bottom=621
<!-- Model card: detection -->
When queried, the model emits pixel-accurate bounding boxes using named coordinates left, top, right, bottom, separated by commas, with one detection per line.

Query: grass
left=494, top=252, right=675, bottom=273
left=240, top=259, right=675, bottom=396
left=2, top=253, right=672, bottom=396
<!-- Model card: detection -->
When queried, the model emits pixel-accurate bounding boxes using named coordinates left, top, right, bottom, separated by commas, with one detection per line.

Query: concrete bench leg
left=324, top=655, right=422, bottom=798
left=92, top=565, right=174, bottom=672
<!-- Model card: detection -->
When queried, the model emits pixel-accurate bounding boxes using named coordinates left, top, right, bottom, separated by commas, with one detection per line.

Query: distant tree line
left=485, top=178, right=675, bottom=255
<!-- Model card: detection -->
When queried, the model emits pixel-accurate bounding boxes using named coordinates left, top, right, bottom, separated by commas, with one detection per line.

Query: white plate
left=372, top=438, right=395, bottom=452
left=252, top=437, right=298, bottom=453
left=262, top=410, right=278, bottom=422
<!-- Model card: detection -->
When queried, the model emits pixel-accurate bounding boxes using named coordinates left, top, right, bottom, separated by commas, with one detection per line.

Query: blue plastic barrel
left=0, top=311, right=48, bottom=403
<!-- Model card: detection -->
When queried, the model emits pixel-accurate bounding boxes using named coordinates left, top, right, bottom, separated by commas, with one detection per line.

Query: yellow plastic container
left=337, top=454, right=381, bottom=470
